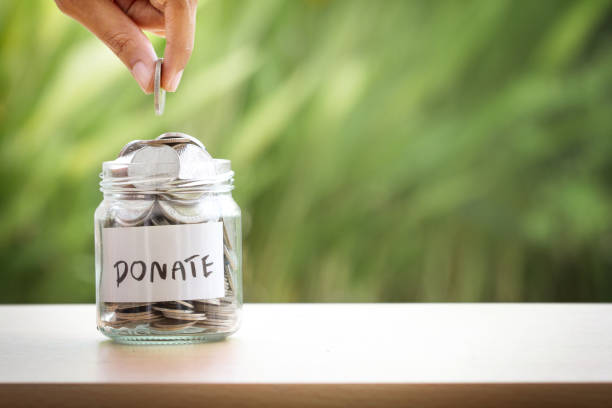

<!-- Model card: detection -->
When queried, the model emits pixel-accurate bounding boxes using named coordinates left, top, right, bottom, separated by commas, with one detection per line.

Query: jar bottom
left=99, top=325, right=239, bottom=344
left=104, top=332, right=233, bottom=344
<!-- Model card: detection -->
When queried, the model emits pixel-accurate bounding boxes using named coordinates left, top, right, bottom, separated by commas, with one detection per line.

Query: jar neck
left=100, top=158, right=234, bottom=196
left=102, top=189, right=233, bottom=201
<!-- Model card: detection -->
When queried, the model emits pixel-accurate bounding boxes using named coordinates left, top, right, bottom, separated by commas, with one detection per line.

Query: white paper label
left=101, top=223, right=224, bottom=302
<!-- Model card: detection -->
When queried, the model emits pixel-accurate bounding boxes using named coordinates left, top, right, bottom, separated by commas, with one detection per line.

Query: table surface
left=1, top=304, right=612, bottom=407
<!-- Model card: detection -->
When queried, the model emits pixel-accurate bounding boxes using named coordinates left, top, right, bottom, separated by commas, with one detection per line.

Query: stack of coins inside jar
left=95, top=132, right=242, bottom=342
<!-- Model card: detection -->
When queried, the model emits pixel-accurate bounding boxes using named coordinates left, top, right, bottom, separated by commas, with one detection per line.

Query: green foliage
left=1, top=0, right=612, bottom=302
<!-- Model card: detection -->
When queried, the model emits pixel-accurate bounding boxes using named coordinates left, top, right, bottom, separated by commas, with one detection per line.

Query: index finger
left=162, top=0, right=197, bottom=92
left=55, top=0, right=157, bottom=94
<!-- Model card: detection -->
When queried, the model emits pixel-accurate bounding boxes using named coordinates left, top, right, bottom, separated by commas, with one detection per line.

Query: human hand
left=55, top=0, right=197, bottom=94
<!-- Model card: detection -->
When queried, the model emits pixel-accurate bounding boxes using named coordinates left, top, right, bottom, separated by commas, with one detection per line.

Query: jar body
left=95, top=192, right=242, bottom=344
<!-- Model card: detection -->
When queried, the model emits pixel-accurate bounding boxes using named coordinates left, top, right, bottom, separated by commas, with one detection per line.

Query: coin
left=113, top=200, right=154, bottom=227
left=128, top=145, right=180, bottom=188
left=175, top=300, right=195, bottom=309
left=156, top=132, right=206, bottom=150
left=105, top=302, right=151, bottom=311
left=152, top=306, right=192, bottom=314
left=152, top=319, right=197, bottom=331
left=202, top=314, right=236, bottom=321
left=117, top=140, right=145, bottom=158
left=151, top=137, right=193, bottom=145
left=225, top=263, right=236, bottom=294
left=114, top=311, right=158, bottom=320
left=195, top=320, right=233, bottom=328
left=162, top=311, right=207, bottom=321
left=223, top=222, right=233, bottom=250
left=118, top=136, right=206, bottom=158
left=102, top=297, right=238, bottom=332
left=224, top=245, right=237, bottom=270
left=112, top=304, right=150, bottom=313
left=154, top=58, right=165, bottom=116
left=203, top=312, right=236, bottom=319
left=153, top=301, right=193, bottom=312
left=143, top=202, right=169, bottom=226
left=173, top=143, right=216, bottom=180
left=158, top=199, right=220, bottom=224
left=117, top=139, right=182, bottom=158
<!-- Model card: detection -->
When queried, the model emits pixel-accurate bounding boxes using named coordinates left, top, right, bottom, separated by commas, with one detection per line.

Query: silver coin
left=105, top=302, right=151, bottom=311
left=152, top=305, right=193, bottom=314
left=111, top=317, right=164, bottom=327
left=163, top=191, right=206, bottom=201
left=153, top=300, right=193, bottom=310
left=156, top=132, right=206, bottom=150
left=173, top=143, right=216, bottom=180
left=161, top=311, right=207, bottom=321
left=225, top=263, right=236, bottom=294
left=144, top=202, right=171, bottom=226
left=113, top=200, right=154, bottom=227
left=224, top=245, right=238, bottom=270
left=158, top=198, right=220, bottom=224
left=223, top=222, right=233, bottom=250
left=151, top=319, right=196, bottom=331
left=202, top=309, right=237, bottom=317
left=146, top=212, right=171, bottom=226
left=128, top=145, right=180, bottom=188
left=174, top=300, right=194, bottom=308
left=118, top=139, right=187, bottom=158
left=195, top=320, right=234, bottom=328
left=154, top=58, right=165, bottom=116
left=114, top=311, right=158, bottom=320
left=118, top=140, right=146, bottom=158
left=152, top=137, right=194, bottom=146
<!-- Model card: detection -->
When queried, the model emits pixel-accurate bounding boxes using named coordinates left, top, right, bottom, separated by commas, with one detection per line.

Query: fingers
left=55, top=0, right=197, bottom=93
left=162, top=0, right=197, bottom=92
left=55, top=0, right=157, bottom=94
left=115, top=0, right=165, bottom=33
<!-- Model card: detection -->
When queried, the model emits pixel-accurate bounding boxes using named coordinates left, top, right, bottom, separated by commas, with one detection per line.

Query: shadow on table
left=95, top=337, right=244, bottom=381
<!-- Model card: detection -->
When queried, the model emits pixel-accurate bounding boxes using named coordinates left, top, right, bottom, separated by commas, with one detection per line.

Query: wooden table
left=0, top=304, right=611, bottom=407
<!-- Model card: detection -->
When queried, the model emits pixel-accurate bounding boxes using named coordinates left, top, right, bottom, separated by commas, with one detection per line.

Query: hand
left=55, top=0, right=197, bottom=94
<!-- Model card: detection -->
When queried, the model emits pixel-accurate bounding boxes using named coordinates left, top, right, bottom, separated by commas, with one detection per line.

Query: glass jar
left=94, top=134, right=242, bottom=344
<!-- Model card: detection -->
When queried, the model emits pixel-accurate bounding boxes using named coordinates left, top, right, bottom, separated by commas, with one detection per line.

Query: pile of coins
left=99, top=133, right=240, bottom=334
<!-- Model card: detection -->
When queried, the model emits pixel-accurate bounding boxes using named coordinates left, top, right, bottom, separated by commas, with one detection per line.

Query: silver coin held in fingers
left=154, top=58, right=166, bottom=116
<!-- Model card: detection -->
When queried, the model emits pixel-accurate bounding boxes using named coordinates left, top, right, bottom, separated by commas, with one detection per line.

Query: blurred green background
left=2, top=0, right=612, bottom=303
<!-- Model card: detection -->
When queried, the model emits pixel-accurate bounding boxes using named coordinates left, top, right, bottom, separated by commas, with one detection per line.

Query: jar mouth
left=100, top=158, right=234, bottom=194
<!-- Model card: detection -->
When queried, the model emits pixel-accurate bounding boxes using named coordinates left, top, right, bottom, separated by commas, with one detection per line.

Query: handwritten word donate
left=114, top=254, right=214, bottom=287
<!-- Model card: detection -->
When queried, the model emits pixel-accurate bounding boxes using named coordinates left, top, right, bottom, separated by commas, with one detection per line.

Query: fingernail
left=168, top=70, right=184, bottom=92
left=131, top=61, right=153, bottom=94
